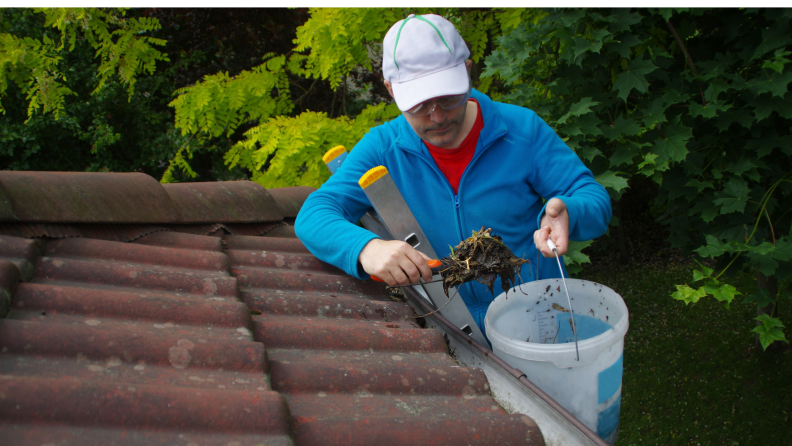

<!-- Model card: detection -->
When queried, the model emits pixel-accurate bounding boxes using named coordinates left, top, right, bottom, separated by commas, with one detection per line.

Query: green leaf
left=726, top=159, right=756, bottom=178
left=613, top=56, right=658, bottom=101
left=756, top=313, right=785, bottom=328
left=743, top=289, right=774, bottom=307
left=652, top=121, right=692, bottom=163
left=695, top=235, right=728, bottom=258
left=609, top=142, right=645, bottom=167
left=562, top=239, right=593, bottom=275
left=713, top=179, right=750, bottom=214
left=708, top=283, right=742, bottom=306
left=746, top=70, right=792, bottom=98
left=685, top=179, right=714, bottom=193
left=558, top=9, right=586, bottom=27
left=761, top=48, right=791, bottom=73
left=671, top=284, right=706, bottom=305
left=572, top=36, right=603, bottom=62
left=608, top=34, right=641, bottom=59
left=753, top=93, right=792, bottom=122
left=595, top=170, right=629, bottom=193
left=744, top=132, right=792, bottom=158
left=578, top=146, right=603, bottom=162
left=752, top=315, right=788, bottom=351
left=637, top=153, right=657, bottom=170
left=688, top=200, right=720, bottom=223
left=745, top=239, right=792, bottom=276
left=607, top=10, right=643, bottom=33
left=656, top=8, right=674, bottom=21
left=601, top=115, right=641, bottom=141
left=689, top=100, right=731, bottom=119
left=750, top=21, right=792, bottom=61
left=691, top=262, right=714, bottom=282
left=640, top=97, right=668, bottom=127
left=575, top=113, right=604, bottom=136
left=558, top=97, right=600, bottom=124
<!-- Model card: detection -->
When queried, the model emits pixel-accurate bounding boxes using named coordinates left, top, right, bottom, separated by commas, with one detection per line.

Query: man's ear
left=465, top=59, right=473, bottom=73
left=384, top=81, right=395, bottom=99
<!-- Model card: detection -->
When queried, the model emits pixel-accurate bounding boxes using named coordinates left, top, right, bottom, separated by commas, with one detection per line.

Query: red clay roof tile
left=0, top=172, right=178, bottom=223
left=0, top=235, right=42, bottom=281
left=163, top=181, right=284, bottom=223
left=268, top=186, right=315, bottom=218
left=0, top=172, right=547, bottom=446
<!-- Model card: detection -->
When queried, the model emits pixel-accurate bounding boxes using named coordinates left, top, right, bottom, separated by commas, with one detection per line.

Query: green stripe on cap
left=393, top=16, right=414, bottom=71
left=393, top=14, right=453, bottom=72
left=414, top=15, right=453, bottom=55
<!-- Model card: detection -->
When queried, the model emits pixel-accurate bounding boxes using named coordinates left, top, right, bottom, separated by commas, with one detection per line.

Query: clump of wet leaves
left=439, top=227, right=530, bottom=296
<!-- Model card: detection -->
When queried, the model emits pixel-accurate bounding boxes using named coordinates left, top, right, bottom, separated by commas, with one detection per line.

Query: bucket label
left=597, top=354, right=623, bottom=439
left=597, top=395, right=621, bottom=440
left=598, top=354, right=623, bottom=405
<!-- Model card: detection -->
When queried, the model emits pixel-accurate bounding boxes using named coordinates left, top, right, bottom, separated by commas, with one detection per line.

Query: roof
left=0, top=171, right=544, bottom=445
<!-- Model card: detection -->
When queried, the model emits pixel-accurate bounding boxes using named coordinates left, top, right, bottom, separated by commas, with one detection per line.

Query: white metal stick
left=547, top=239, right=579, bottom=361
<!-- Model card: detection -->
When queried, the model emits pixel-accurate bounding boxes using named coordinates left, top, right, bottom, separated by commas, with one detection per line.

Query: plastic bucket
left=484, top=279, right=628, bottom=444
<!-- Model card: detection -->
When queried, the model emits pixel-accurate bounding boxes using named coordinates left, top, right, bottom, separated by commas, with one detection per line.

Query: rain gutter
left=402, top=286, right=610, bottom=446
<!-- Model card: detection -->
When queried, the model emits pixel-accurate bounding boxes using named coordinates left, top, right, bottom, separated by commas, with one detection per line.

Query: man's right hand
left=359, top=239, right=433, bottom=287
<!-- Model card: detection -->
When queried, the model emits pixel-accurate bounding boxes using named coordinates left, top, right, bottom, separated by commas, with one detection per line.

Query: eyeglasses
left=404, top=90, right=471, bottom=117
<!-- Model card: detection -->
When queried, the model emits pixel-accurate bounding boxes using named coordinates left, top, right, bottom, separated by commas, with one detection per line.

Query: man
left=295, top=14, right=611, bottom=334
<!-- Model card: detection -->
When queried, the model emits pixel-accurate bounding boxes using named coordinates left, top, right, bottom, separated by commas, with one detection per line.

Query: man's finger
left=544, top=198, right=567, bottom=220
left=406, top=250, right=433, bottom=283
left=534, top=226, right=554, bottom=258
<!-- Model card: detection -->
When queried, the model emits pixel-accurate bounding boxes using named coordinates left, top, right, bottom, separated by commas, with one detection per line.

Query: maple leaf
left=652, top=121, right=692, bottom=163
left=613, top=57, right=658, bottom=101
left=594, top=170, right=629, bottom=193
left=713, top=179, right=750, bottom=214
left=746, top=70, right=792, bottom=97
left=558, top=97, right=600, bottom=124
left=752, top=315, right=788, bottom=351
left=601, top=115, right=641, bottom=141
left=671, top=284, right=706, bottom=305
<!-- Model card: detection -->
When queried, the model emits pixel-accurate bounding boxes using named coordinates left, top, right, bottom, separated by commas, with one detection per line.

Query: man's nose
left=428, top=104, right=448, bottom=123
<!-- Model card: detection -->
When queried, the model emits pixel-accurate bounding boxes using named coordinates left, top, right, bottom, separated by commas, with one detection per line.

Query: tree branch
left=666, top=19, right=706, bottom=107
left=294, top=77, right=319, bottom=107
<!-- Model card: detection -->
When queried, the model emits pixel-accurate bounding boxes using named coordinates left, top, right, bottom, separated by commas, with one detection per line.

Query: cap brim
left=390, top=62, right=469, bottom=112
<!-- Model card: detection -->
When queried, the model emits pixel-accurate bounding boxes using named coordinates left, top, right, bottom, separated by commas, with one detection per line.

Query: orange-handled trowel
left=370, top=259, right=445, bottom=283
left=322, top=147, right=487, bottom=345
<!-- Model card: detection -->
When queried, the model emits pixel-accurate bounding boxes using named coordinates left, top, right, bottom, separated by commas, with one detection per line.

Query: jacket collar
left=393, top=89, right=507, bottom=156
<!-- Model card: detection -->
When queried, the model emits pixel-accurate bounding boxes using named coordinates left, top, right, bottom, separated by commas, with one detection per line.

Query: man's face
left=385, top=60, right=473, bottom=149
left=402, top=98, right=469, bottom=149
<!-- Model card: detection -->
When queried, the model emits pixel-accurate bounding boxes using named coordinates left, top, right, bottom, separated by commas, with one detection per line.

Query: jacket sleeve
left=294, top=129, right=388, bottom=280
left=526, top=113, right=612, bottom=242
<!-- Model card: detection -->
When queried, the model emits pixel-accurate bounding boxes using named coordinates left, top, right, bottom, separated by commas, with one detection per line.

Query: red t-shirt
left=424, top=100, right=484, bottom=195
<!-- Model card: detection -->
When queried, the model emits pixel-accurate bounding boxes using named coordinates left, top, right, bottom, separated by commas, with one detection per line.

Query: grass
left=575, top=259, right=791, bottom=445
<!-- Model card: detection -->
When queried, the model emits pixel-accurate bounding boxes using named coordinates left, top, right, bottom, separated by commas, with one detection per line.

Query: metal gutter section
left=401, top=286, right=609, bottom=446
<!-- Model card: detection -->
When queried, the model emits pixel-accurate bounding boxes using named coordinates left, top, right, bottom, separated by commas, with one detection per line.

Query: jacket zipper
left=396, top=103, right=507, bottom=323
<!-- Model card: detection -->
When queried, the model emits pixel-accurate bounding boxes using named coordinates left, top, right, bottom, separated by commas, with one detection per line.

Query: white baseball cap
left=382, top=14, right=471, bottom=112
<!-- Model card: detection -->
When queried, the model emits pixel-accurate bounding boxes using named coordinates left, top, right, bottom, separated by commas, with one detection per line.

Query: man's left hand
left=534, top=198, right=569, bottom=257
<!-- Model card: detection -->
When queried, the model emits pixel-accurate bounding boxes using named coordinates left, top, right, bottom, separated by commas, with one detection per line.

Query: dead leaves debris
left=439, top=227, right=530, bottom=296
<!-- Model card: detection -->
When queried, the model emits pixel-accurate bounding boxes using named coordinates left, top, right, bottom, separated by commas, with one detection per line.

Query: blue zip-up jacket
left=295, top=90, right=611, bottom=334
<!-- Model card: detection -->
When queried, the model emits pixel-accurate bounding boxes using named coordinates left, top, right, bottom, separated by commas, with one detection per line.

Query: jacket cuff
left=349, top=233, right=381, bottom=280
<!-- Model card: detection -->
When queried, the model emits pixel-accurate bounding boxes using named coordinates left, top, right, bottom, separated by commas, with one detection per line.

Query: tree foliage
left=166, top=7, right=543, bottom=188
left=1, top=8, right=167, bottom=120
left=0, top=8, right=195, bottom=176
left=484, top=7, right=792, bottom=348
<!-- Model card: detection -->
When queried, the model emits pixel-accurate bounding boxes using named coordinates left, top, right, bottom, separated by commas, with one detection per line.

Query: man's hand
left=534, top=198, right=570, bottom=258
left=359, top=239, right=433, bottom=287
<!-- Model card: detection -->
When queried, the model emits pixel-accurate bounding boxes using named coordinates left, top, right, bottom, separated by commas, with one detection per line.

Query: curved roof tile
left=0, top=183, right=15, bottom=221
left=163, top=181, right=283, bottom=223
left=0, top=259, right=19, bottom=317
left=268, top=186, right=315, bottom=218
left=0, top=172, right=178, bottom=223
left=0, top=172, right=556, bottom=445
left=0, top=172, right=288, bottom=225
